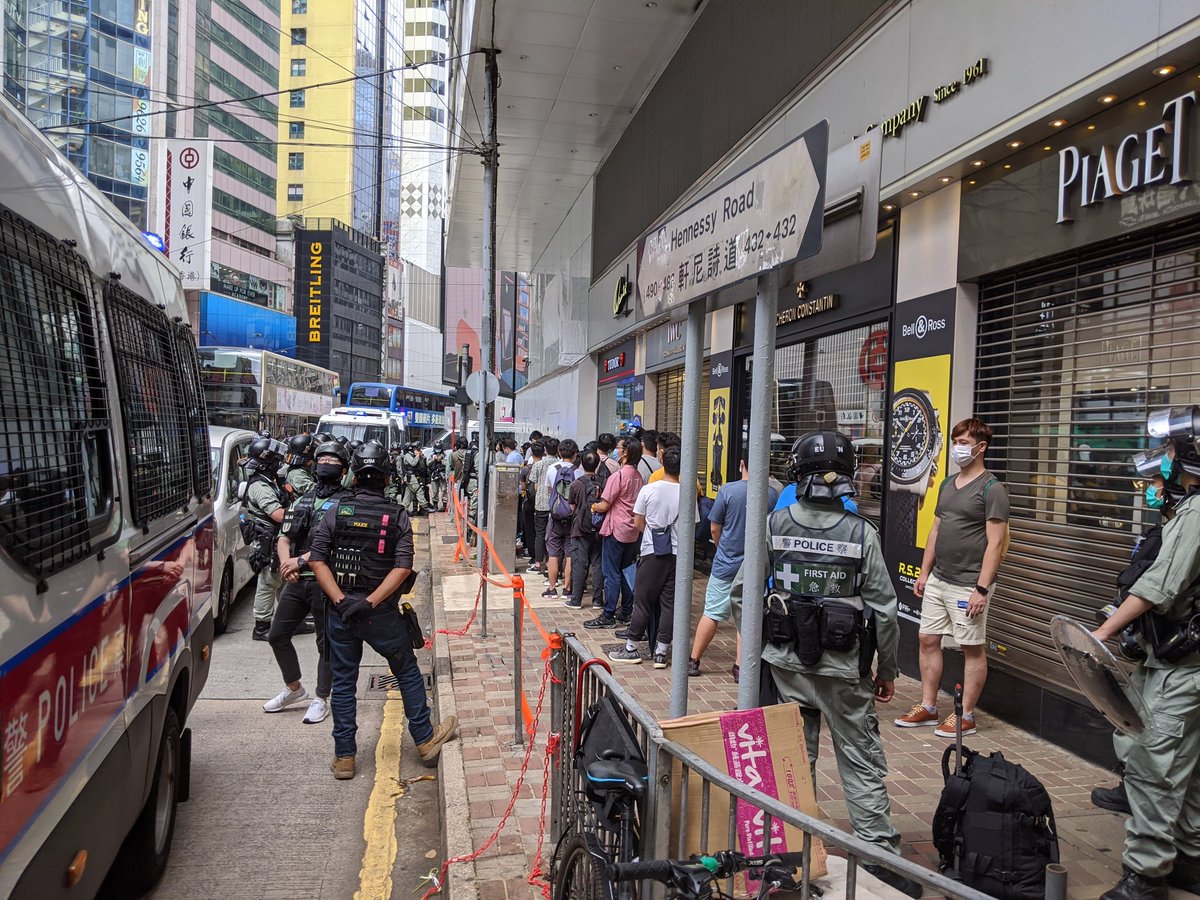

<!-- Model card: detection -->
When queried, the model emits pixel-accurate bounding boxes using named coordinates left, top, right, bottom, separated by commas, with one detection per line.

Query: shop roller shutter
left=654, top=365, right=710, bottom=485
left=975, top=216, right=1200, bottom=692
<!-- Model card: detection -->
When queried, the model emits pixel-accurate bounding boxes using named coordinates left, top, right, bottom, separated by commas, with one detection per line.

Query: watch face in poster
left=885, top=290, right=956, bottom=621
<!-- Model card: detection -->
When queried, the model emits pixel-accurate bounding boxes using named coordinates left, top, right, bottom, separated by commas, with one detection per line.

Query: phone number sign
left=636, top=120, right=828, bottom=315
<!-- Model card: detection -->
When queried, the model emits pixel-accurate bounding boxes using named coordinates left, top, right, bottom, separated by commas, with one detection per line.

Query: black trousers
left=534, top=510, right=550, bottom=564
left=523, top=496, right=537, bottom=559
left=629, top=554, right=676, bottom=648
left=268, top=577, right=331, bottom=698
left=569, top=534, right=603, bottom=607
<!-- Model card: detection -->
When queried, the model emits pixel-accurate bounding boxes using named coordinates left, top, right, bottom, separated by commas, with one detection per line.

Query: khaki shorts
left=919, top=572, right=989, bottom=646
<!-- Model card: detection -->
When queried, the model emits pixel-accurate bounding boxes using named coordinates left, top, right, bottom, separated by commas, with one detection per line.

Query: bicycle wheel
left=554, top=834, right=610, bottom=900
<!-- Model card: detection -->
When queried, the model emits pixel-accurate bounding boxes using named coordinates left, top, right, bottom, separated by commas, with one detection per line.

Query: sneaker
left=614, top=611, right=632, bottom=625
left=541, top=587, right=560, bottom=599
left=263, top=685, right=309, bottom=713
left=303, top=697, right=330, bottom=724
left=331, top=756, right=356, bottom=780
left=895, top=705, right=940, bottom=728
left=608, top=646, right=642, bottom=664
left=583, top=615, right=617, bottom=629
left=1091, top=780, right=1131, bottom=815
left=614, top=628, right=633, bottom=640
left=934, top=712, right=976, bottom=738
left=563, top=597, right=582, bottom=608
left=1101, top=869, right=1168, bottom=900
left=653, top=653, right=668, bottom=669
left=688, top=658, right=701, bottom=677
left=863, top=864, right=922, bottom=899
left=416, top=716, right=459, bottom=768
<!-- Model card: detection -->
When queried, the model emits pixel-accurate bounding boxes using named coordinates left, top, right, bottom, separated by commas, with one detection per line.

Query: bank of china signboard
left=637, top=121, right=828, bottom=315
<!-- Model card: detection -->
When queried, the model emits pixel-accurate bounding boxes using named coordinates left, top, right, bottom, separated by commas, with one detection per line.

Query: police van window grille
left=105, top=281, right=194, bottom=526
left=0, top=205, right=111, bottom=578
left=172, top=323, right=213, bottom=499
left=975, top=215, right=1200, bottom=688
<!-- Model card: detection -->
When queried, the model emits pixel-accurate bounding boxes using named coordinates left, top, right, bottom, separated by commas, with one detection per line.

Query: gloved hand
left=335, top=591, right=372, bottom=625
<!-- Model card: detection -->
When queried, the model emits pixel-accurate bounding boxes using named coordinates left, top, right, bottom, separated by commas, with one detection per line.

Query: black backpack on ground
left=932, top=745, right=1059, bottom=899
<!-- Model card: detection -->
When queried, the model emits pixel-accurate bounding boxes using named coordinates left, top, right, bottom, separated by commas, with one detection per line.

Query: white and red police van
left=0, top=96, right=214, bottom=896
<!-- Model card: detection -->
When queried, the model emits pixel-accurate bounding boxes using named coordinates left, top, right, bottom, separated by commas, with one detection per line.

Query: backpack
left=579, top=474, right=602, bottom=534
left=932, top=746, right=1058, bottom=899
left=550, top=464, right=576, bottom=520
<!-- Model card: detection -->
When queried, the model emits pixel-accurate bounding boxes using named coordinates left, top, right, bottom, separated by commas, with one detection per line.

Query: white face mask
left=951, top=443, right=980, bottom=467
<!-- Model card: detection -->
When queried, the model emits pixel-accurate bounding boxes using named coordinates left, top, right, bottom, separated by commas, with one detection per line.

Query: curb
left=429, top=518, right=479, bottom=900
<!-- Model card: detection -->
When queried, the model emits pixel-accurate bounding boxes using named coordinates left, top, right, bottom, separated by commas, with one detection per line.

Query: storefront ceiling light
left=909, top=191, right=921, bottom=198
left=883, top=204, right=895, bottom=211
left=1042, top=144, right=1053, bottom=151
left=967, top=179, right=976, bottom=185
left=939, top=176, right=953, bottom=183
left=1006, top=140, right=1023, bottom=149
left=519, top=55, right=529, bottom=60
left=612, top=65, right=622, bottom=71
left=1138, top=99, right=1148, bottom=107
left=1087, top=123, right=1096, bottom=130
left=645, top=1, right=657, bottom=6
left=588, top=112, right=598, bottom=117
left=971, top=159, right=985, bottom=166
left=1154, top=65, right=1176, bottom=76
left=1003, top=164, right=1012, bottom=169
left=1099, top=94, right=1117, bottom=104
left=1050, top=118, right=1068, bottom=127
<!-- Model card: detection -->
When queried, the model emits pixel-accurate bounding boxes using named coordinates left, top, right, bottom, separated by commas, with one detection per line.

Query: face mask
left=950, top=443, right=978, bottom=467
left=1161, top=453, right=1177, bottom=481
left=315, top=463, right=344, bottom=483
left=1146, top=484, right=1166, bottom=510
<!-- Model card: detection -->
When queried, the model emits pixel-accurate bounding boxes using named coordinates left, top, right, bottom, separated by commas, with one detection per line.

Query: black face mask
left=315, top=463, right=344, bottom=483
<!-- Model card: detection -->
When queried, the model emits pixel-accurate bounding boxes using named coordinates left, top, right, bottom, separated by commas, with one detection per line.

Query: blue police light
left=142, top=231, right=166, bottom=252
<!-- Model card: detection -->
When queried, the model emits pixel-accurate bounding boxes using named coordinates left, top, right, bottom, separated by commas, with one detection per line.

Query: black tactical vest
left=281, top=485, right=342, bottom=556
left=328, top=489, right=407, bottom=595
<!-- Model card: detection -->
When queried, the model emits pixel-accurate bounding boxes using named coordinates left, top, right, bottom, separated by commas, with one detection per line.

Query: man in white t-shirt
left=608, top=448, right=697, bottom=668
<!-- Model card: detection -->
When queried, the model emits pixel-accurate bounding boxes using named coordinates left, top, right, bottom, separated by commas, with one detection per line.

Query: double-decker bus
left=346, top=382, right=446, bottom=443
left=198, top=347, right=339, bottom=436
left=0, top=97, right=213, bottom=895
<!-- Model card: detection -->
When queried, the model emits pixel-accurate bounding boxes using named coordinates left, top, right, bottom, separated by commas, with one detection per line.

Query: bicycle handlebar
left=607, top=850, right=808, bottom=885
left=607, top=859, right=679, bottom=883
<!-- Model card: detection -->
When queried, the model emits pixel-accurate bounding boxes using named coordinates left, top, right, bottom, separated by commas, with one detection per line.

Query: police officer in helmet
left=308, top=440, right=458, bottom=780
left=284, top=433, right=316, bottom=495
left=1094, top=408, right=1200, bottom=900
left=758, top=430, right=918, bottom=897
left=428, top=440, right=448, bottom=512
left=243, top=437, right=290, bottom=641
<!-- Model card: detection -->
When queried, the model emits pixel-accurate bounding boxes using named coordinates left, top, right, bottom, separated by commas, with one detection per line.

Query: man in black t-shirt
left=565, top=450, right=604, bottom=610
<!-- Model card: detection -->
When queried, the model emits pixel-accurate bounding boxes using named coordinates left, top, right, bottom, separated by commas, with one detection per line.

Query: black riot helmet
left=351, top=440, right=390, bottom=478
left=347, top=439, right=364, bottom=453
left=312, top=431, right=335, bottom=445
left=286, top=433, right=314, bottom=464
left=335, top=435, right=350, bottom=446
left=788, top=431, right=857, bottom=502
left=314, top=439, right=350, bottom=468
left=246, top=437, right=287, bottom=474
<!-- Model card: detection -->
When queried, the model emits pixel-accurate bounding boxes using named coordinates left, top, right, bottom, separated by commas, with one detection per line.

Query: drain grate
left=369, top=672, right=434, bottom=692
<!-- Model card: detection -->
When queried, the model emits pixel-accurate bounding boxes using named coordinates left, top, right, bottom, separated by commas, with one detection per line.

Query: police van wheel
left=214, top=563, right=234, bottom=635
left=553, top=835, right=606, bottom=900
left=108, top=708, right=181, bottom=894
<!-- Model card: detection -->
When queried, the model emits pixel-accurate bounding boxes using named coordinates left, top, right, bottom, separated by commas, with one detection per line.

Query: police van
left=0, top=97, right=213, bottom=895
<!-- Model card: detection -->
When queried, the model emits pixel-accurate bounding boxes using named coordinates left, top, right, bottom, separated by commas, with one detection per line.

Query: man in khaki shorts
left=895, top=418, right=1009, bottom=737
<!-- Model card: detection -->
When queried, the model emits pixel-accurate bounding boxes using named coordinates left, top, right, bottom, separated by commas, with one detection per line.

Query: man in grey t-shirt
left=895, top=418, right=1009, bottom=739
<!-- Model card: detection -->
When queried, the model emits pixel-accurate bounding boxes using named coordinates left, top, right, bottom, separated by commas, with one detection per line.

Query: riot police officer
left=1094, top=408, right=1200, bottom=900
left=283, top=433, right=316, bottom=496
left=264, top=440, right=349, bottom=724
left=308, top=441, right=458, bottom=780
left=757, top=431, right=919, bottom=898
left=243, top=437, right=290, bottom=641
left=400, top=441, right=429, bottom=516
left=428, top=441, right=448, bottom=511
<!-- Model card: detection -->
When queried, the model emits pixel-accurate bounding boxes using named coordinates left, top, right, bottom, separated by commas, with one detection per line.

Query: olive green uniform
left=759, top=498, right=903, bottom=854
left=1121, top=491, right=1200, bottom=878
left=247, top=477, right=285, bottom=622
left=286, top=464, right=314, bottom=496
left=400, top=451, right=427, bottom=516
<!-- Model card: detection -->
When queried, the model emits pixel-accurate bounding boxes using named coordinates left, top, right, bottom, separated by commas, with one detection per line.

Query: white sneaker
left=303, top=697, right=330, bottom=724
left=263, top=686, right=309, bottom=713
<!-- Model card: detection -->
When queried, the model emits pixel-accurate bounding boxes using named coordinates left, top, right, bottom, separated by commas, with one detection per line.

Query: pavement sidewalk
left=426, top=514, right=1134, bottom=900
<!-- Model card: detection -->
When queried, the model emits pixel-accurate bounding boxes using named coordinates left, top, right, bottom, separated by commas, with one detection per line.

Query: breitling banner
left=884, top=289, right=956, bottom=622
left=706, top=351, right=734, bottom=498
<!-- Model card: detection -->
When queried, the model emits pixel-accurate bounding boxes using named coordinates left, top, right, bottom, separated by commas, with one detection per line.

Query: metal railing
left=550, top=632, right=994, bottom=899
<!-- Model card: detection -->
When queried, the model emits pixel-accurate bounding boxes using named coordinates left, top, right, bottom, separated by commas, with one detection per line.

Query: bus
left=347, top=382, right=446, bottom=443
left=198, top=347, right=340, bottom=436
left=0, top=97, right=213, bottom=896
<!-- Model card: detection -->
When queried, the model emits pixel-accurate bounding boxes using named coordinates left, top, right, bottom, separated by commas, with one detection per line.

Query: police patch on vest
left=771, top=536, right=863, bottom=558
left=774, top=561, right=855, bottom=596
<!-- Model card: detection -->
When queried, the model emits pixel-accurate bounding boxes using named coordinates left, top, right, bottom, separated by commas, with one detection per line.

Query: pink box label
left=720, top=708, right=788, bottom=857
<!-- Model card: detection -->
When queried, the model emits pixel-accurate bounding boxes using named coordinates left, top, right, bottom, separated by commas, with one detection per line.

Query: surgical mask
left=1161, top=452, right=1177, bottom=481
left=315, top=463, right=344, bottom=483
left=1146, top=484, right=1166, bottom=510
left=950, top=443, right=979, bottom=467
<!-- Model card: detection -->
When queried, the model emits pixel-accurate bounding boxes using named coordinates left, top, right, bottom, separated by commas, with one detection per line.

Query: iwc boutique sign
left=1057, top=92, right=1194, bottom=223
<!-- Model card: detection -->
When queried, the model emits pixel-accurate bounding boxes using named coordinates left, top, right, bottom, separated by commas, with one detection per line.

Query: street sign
left=637, top=120, right=828, bottom=315
left=465, top=370, right=500, bottom=404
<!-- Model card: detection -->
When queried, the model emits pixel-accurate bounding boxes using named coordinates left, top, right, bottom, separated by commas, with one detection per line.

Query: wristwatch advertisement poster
left=706, top=351, right=734, bottom=499
left=884, top=289, right=957, bottom=622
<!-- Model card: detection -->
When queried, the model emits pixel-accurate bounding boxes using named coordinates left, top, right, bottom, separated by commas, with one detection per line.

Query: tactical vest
left=328, top=489, right=406, bottom=598
left=282, top=485, right=342, bottom=563
left=429, top=456, right=446, bottom=480
left=403, top=452, right=423, bottom=483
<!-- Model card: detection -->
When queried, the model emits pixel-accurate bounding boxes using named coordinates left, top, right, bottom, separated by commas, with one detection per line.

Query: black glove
left=334, top=591, right=371, bottom=625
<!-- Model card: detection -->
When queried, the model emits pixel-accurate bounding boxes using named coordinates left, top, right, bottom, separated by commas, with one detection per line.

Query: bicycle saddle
left=584, top=757, right=648, bottom=799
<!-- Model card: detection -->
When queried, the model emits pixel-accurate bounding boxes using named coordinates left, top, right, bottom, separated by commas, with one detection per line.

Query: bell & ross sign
left=1057, top=91, right=1195, bottom=224
left=636, top=121, right=827, bottom=315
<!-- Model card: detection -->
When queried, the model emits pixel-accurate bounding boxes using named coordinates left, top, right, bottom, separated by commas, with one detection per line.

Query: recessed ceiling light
left=644, top=1, right=657, bottom=6
left=939, top=176, right=952, bottom=183
left=506, top=104, right=514, bottom=109
left=1099, top=94, right=1117, bottom=104
left=612, top=65, right=622, bottom=71
left=1050, top=118, right=1068, bottom=127
left=1155, top=65, right=1176, bottom=76
left=971, top=159, right=985, bottom=167
left=570, top=149, right=577, bottom=153
left=519, top=55, right=529, bottom=60
left=967, top=179, right=976, bottom=185
left=909, top=191, right=921, bottom=198
left=1138, top=99, right=1148, bottom=107
left=1006, top=140, right=1023, bottom=149
left=588, top=112, right=598, bottom=117
left=882, top=204, right=895, bottom=211
left=1087, top=123, right=1096, bottom=130
left=1003, top=163, right=1012, bottom=170
left=1042, top=144, right=1053, bottom=151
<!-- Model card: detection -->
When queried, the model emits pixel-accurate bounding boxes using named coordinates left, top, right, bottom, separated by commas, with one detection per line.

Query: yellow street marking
left=356, top=690, right=406, bottom=900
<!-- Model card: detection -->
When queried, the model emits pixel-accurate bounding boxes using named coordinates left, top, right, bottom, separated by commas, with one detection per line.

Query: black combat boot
left=1101, top=868, right=1168, bottom=900
left=252, top=619, right=271, bottom=641
left=1091, top=779, right=1131, bottom=814
left=1169, top=855, right=1200, bottom=893
left=863, top=864, right=922, bottom=898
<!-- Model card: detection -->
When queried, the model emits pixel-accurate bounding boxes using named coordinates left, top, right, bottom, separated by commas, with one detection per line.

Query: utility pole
left=477, top=46, right=499, bottom=637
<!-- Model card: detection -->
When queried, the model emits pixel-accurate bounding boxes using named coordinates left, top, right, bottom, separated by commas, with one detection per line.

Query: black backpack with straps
left=932, top=745, right=1059, bottom=899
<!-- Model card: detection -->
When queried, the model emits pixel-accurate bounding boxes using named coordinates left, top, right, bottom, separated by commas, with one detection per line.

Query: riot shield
left=1050, top=615, right=1156, bottom=743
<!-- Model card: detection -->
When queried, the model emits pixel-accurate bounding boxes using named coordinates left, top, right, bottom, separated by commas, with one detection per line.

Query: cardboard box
left=660, top=704, right=828, bottom=894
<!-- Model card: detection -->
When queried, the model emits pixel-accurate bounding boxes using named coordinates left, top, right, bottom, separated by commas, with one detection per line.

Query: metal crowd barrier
left=550, top=632, right=995, bottom=900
